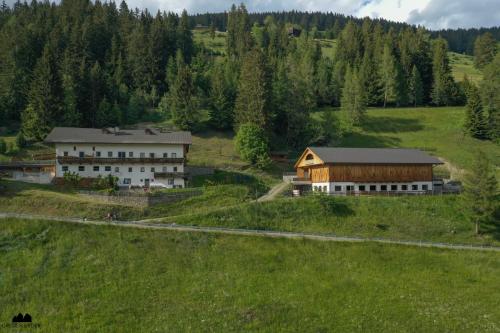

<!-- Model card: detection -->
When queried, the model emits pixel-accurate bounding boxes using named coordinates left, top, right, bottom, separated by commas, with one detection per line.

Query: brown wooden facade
left=295, top=148, right=435, bottom=183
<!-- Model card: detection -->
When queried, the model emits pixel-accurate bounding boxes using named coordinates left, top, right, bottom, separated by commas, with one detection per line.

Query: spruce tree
left=431, top=38, right=455, bottom=106
left=464, top=84, right=488, bottom=139
left=473, top=32, right=498, bottom=69
left=409, top=66, right=424, bottom=107
left=234, top=48, right=271, bottom=129
left=462, top=151, right=498, bottom=235
left=380, top=45, right=398, bottom=107
left=209, top=62, right=233, bottom=130
left=341, top=66, right=366, bottom=126
left=169, top=61, right=199, bottom=131
left=21, top=44, right=62, bottom=141
left=480, top=53, right=500, bottom=140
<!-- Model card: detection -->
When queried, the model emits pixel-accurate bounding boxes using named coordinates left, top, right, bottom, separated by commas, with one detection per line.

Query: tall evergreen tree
left=21, top=44, right=63, bottom=140
left=341, top=66, right=366, bottom=126
left=473, top=32, right=498, bottom=69
left=169, top=58, right=199, bottom=130
left=409, top=66, right=424, bottom=107
left=234, top=48, right=271, bottom=129
left=464, top=84, right=488, bottom=139
left=380, top=44, right=398, bottom=107
left=431, top=38, right=455, bottom=106
left=480, top=53, right=500, bottom=140
left=462, top=151, right=498, bottom=235
left=209, top=62, right=233, bottom=130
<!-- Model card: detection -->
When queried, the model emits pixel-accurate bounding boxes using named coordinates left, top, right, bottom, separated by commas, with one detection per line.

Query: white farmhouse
left=44, top=127, right=192, bottom=188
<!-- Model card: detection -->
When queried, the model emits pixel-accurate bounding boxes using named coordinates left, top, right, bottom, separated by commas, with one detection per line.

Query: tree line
left=189, top=9, right=500, bottom=55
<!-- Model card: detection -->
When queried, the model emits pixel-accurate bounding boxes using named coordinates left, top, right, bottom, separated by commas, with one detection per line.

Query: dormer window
left=305, top=153, right=314, bottom=160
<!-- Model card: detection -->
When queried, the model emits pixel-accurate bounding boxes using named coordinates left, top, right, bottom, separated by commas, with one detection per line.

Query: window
left=123, top=178, right=131, bottom=185
left=79, top=151, right=84, bottom=158
left=93, top=166, right=99, bottom=172
left=108, top=151, right=113, bottom=157
left=62, top=166, right=69, bottom=172
left=173, top=166, right=178, bottom=172
left=140, top=167, right=145, bottom=172
left=92, top=146, right=95, bottom=151
left=381, top=185, right=387, bottom=191
left=402, top=185, right=408, bottom=191
left=78, top=166, right=85, bottom=171
left=323, top=186, right=327, bottom=192
left=162, top=166, right=167, bottom=172
left=171, top=153, right=177, bottom=158
left=149, top=153, right=155, bottom=158
left=151, top=167, right=155, bottom=172
left=140, top=152, right=145, bottom=158
left=129, top=152, right=133, bottom=157
left=96, top=151, right=101, bottom=157
left=305, top=153, right=314, bottom=160
left=63, top=151, right=68, bottom=157
left=346, top=185, right=354, bottom=192
left=168, top=179, right=174, bottom=185
left=412, top=184, right=418, bottom=191
left=391, top=185, right=398, bottom=191
left=73, top=146, right=76, bottom=151
left=163, top=153, right=168, bottom=158
left=422, top=184, right=428, bottom=191
left=105, top=166, right=111, bottom=172
left=118, top=152, right=126, bottom=158
left=334, top=186, right=342, bottom=192
left=358, top=185, right=366, bottom=191
left=370, top=185, right=377, bottom=191
left=114, top=167, right=119, bottom=172
left=314, top=186, right=318, bottom=191
left=128, top=167, right=133, bottom=173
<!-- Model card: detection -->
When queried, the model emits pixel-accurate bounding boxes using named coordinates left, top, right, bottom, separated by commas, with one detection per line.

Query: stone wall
left=78, top=189, right=202, bottom=207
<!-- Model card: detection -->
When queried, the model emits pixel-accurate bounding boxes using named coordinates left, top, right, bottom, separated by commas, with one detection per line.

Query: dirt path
left=1, top=212, right=499, bottom=252
left=256, top=181, right=289, bottom=202
left=438, top=156, right=466, bottom=180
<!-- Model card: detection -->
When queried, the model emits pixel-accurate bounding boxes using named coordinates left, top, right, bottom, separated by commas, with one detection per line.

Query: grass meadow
left=1, top=218, right=499, bottom=332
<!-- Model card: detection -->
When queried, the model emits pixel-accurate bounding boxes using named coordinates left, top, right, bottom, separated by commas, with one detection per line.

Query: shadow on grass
left=339, top=132, right=402, bottom=148
left=191, top=170, right=269, bottom=198
left=361, top=116, right=424, bottom=133
left=314, top=196, right=355, bottom=217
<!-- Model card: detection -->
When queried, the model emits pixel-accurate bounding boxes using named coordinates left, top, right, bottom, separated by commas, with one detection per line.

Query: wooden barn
left=292, top=147, right=443, bottom=194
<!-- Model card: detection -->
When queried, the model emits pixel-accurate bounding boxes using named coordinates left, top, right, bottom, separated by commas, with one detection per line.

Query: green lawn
left=1, top=218, right=499, bottom=332
left=158, top=195, right=500, bottom=247
left=193, top=29, right=227, bottom=56
left=448, top=51, right=483, bottom=83
left=0, top=179, right=262, bottom=220
left=316, top=106, right=499, bottom=179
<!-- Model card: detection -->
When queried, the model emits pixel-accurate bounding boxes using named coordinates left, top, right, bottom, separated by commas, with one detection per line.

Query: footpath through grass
left=161, top=195, right=500, bottom=247
left=1, top=218, right=499, bottom=332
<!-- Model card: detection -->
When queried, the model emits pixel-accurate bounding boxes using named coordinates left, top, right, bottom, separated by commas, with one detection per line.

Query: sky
left=6, top=0, right=500, bottom=30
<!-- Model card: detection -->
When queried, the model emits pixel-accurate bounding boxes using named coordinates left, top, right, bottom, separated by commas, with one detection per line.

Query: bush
left=0, top=139, right=6, bottom=154
left=63, top=172, right=81, bottom=188
left=93, top=174, right=119, bottom=191
left=15, top=132, right=26, bottom=148
left=235, top=124, right=271, bottom=169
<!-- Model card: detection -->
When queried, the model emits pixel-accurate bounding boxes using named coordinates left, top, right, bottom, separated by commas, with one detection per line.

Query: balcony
left=282, top=172, right=311, bottom=185
left=57, top=156, right=185, bottom=164
left=154, top=171, right=189, bottom=179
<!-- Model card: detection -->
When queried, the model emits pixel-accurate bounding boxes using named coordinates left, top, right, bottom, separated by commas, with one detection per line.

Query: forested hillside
left=0, top=1, right=498, bottom=152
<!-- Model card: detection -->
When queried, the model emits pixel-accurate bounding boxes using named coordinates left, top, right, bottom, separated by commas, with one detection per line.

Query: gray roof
left=308, top=147, right=443, bottom=164
left=44, top=127, right=192, bottom=145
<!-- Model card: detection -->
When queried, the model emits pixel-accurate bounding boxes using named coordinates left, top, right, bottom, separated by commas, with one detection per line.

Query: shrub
left=93, top=174, right=119, bottom=191
left=235, top=123, right=271, bottom=169
left=15, top=132, right=26, bottom=148
left=0, top=139, right=6, bottom=154
left=63, top=171, right=81, bottom=188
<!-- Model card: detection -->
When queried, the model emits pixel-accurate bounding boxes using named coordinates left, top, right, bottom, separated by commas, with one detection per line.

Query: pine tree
left=177, top=10, right=194, bottom=63
left=380, top=45, right=398, bottom=107
left=341, top=66, right=366, bottom=126
left=234, top=48, right=271, bottom=129
left=169, top=61, right=199, bottom=130
left=462, top=151, right=498, bottom=235
left=480, top=53, right=500, bottom=140
left=409, top=66, right=424, bottom=107
left=464, top=84, right=488, bottom=139
left=21, top=44, right=62, bottom=141
left=473, top=32, right=498, bottom=69
left=209, top=62, right=233, bottom=130
left=431, top=38, right=455, bottom=106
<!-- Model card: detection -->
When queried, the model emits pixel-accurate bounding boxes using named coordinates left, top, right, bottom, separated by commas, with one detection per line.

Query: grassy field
left=0, top=179, right=263, bottom=220
left=1, top=218, right=499, bottom=332
left=316, top=106, right=499, bottom=179
left=193, top=29, right=227, bottom=56
left=159, top=195, right=500, bottom=246
left=449, top=52, right=483, bottom=83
